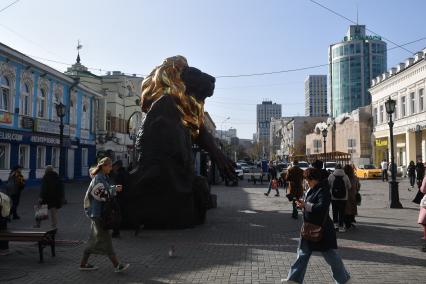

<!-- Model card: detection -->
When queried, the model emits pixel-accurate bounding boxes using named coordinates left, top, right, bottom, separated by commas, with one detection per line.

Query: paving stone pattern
left=0, top=178, right=424, bottom=283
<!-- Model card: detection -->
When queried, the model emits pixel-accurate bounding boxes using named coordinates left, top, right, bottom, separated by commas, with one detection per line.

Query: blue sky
left=1, top=0, right=425, bottom=138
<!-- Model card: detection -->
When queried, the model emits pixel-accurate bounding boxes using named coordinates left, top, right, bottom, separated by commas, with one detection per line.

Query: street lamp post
left=322, top=128, right=328, bottom=170
left=220, top=117, right=230, bottom=141
left=385, top=96, right=403, bottom=208
left=55, top=102, right=66, bottom=178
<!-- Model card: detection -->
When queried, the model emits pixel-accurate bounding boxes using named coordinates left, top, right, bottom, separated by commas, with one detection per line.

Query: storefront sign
left=35, top=119, right=70, bottom=135
left=0, top=130, right=23, bottom=142
left=375, top=139, right=388, bottom=147
left=30, top=135, right=60, bottom=145
left=21, top=117, right=34, bottom=130
left=344, top=35, right=382, bottom=41
left=0, top=111, right=12, bottom=125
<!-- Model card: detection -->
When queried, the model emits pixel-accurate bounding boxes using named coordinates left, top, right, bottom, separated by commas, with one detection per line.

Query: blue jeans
left=287, top=239, right=350, bottom=284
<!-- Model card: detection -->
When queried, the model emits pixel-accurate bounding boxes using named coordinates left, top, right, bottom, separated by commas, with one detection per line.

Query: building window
left=82, top=148, right=88, bottom=167
left=410, top=92, right=415, bottom=114
left=0, top=76, right=11, bottom=112
left=0, top=144, right=10, bottom=169
left=52, top=91, right=62, bottom=121
left=313, top=139, right=322, bottom=153
left=20, top=83, right=31, bottom=116
left=36, top=146, right=46, bottom=169
left=379, top=105, right=384, bottom=123
left=420, top=89, right=424, bottom=112
left=401, top=96, right=406, bottom=117
left=373, top=107, right=377, bottom=125
left=70, top=95, right=76, bottom=125
left=348, top=139, right=356, bottom=154
left=37, top=88, right=47, bottom=118
left=51, top=147, right=60, bottom=168
left=18, top=145, right=30, bottom=169
left=82, top=103, right=88, bottom=129
left=106, top=111, right=111, bottom=132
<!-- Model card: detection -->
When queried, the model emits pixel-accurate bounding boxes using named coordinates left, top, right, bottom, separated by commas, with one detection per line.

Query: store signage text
left=375, top=139, right=388, bottom=147
left=343, top=35, right=382, bottom=42
left=30, top=136, right=60, bottom=145
left=0, top=130, right=23, bottom=141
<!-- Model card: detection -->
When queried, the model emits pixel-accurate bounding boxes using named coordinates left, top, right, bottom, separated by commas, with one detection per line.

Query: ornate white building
left=65, top=58, right=144, bottom=166
left=370, top=48, right=426, bottom=166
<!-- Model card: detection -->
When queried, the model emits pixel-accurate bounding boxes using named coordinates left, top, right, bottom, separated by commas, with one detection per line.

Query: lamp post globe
left=55, top=102, right=66, bottom=118
left=322, top=128, right=328, bottom=170
left=385, top=96, right=402, bottom=208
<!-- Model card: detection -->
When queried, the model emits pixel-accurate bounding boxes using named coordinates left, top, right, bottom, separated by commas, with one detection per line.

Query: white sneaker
left=339, top=227, right=346, bottom=233
left=114, top=263, right=130, bottom=273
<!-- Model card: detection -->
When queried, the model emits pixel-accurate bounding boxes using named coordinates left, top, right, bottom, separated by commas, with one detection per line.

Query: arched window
left=70, top=96, right=76, bottom=125
left=52, top=91, right=62, bottom=121
left=0, top=76, right=10, bottom=111
left=20, top=83, right=31, bottom=116
left=37, top=88, right=47, bottom=118
left=82, top=103, right=88, bottom=129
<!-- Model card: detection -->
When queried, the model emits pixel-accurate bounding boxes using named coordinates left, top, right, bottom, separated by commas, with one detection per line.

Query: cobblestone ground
left=0, top=177, right=425, bottom=283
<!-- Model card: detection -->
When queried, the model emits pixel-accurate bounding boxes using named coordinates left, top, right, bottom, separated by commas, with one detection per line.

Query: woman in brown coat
left=286, top=160, right=305, bottom=219
left=343, top=164, right=359, bottom=230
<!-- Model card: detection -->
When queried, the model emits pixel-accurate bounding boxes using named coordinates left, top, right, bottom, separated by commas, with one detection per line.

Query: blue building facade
left=0, top=42, right=101, bottom=186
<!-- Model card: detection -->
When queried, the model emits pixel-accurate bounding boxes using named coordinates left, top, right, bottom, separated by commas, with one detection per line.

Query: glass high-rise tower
left=329, top=25, right=387, bottom=117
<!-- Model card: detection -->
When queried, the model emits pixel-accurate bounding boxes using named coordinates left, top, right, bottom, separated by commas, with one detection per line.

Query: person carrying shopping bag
left=34, top=166, right=64, bottom=229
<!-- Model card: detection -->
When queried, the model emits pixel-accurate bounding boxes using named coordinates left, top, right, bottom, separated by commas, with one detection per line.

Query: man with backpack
left=328, top=164, right=351, bottom=233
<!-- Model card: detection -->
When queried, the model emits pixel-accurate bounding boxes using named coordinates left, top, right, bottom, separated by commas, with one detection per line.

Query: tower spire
left=356, top=5, right=359, bottom=25
left=76, top=40, right=83, bottom=63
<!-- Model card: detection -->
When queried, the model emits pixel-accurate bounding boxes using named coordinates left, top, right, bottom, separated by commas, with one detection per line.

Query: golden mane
left=140, top=55, right=204, bottom=139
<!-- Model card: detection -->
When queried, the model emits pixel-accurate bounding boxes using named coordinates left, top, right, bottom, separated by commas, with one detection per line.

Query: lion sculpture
left=124, top=56, right=235, bottom=229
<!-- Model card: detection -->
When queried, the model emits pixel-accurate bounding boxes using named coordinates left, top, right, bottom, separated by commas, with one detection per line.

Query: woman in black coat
left=35, top=166, right=64, bottom=228
left=283, top=168, right=351, bottom=284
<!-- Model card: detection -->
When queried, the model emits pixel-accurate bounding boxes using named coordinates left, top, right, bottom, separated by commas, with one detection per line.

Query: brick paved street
left=0, top=177, right=425, bottom=284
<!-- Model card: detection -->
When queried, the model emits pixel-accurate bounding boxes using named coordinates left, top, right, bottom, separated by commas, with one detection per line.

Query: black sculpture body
left=124, top=56, right=235, bottom=229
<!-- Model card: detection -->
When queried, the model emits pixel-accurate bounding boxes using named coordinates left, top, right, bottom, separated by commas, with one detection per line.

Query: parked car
left=276, top=163, right=288, bottom=177
left=297, top=161, right=310, bottom=171
left=355, top=164, right=382, bottom=179
left=234, top=164, right=244, bottom=180
left=237, top=162, right=250, bottom=173
left=324, top=161, right=337, bottom=173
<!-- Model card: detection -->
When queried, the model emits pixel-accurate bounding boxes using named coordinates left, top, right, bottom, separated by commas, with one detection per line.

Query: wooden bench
left=0, top=228, right=57, bottom=263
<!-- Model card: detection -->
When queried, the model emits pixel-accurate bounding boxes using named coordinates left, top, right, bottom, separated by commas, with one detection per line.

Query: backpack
left=331, top=175, right=346, bottom=199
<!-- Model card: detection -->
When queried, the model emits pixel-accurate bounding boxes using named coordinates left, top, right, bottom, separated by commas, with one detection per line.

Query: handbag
left=34, top=204, right=49, bottom=221
left=301, top=210, right=329, bottom=242
left=420, top=195, right=426, bottom=209
left=356, top=192, right=362, bottom=205
left=101, top=198, right=121, bottom=230
left=300, top=188, right=329, bottom=242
